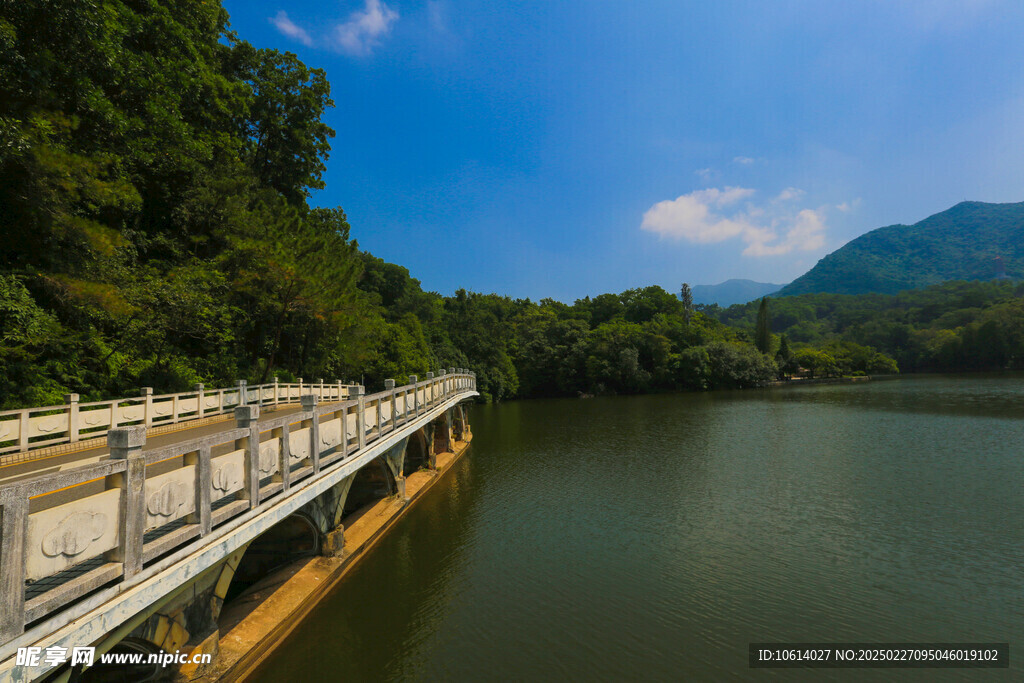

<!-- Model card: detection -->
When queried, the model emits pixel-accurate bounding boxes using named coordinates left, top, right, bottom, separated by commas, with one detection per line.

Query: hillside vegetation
left=713, top=280, right=1024, bottom=373
left=778, top=201, right=1024, bottom=296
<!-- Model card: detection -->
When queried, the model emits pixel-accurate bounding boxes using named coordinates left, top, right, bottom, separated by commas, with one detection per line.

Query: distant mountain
left=691, top=279, right=784, bottom=306
left=778, top=201, right=1024, bottom=297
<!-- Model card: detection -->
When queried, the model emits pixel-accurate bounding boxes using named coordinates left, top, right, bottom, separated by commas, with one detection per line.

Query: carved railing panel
left=144, top=468, right=197, bottom=530
left=25, top=489, right=122, bottom=581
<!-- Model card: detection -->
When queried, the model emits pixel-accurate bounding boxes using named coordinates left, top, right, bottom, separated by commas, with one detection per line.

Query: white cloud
left=334, top=0, right=399, bottom=56
left=733, top=156, right=755, bottom=165
left=695, top=167, right=716, bottom=181
left=744, top=209, right=826, bottom=257
left=270, top=11, right=314, bottom=46
left=835, top=198, right=862, bottom=212
left=775, top=187, right=805, bottom=202
left=640, top=187, right=828, bottom=257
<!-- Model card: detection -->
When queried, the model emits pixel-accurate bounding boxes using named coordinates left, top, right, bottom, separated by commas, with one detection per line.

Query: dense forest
left=710, top=279, right=1024, bottom=375
left=1, top=1, right=1018, bottom=412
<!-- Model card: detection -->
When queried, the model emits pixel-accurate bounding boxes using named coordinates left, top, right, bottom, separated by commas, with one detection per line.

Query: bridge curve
left=0, top=370, right=477, bottom=682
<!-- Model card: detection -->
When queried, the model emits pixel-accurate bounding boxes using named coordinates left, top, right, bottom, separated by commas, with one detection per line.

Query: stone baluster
left=65, top=393, right=80, bottom=443
left=408, top=375, right=418, bottom=417
left=194, top=383, right=205, bottom=419
left=356, top=386, right=366, bottom=450
left=302, top=395, right=320, bottom=474
left=0, top=485, right=28, bottom=640
left=141, top=387, right=154, bottom=428
left=235, top=405, right=261, bottom=508
left=107, top=426, right=147, bottom=578
left=385, top=379, right=396, bottom=432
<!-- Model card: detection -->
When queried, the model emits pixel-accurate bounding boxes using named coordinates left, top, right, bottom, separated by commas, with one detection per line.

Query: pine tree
left=755, top=297, right=771, bottom=354
left=680, top=283, right=693, bottom=325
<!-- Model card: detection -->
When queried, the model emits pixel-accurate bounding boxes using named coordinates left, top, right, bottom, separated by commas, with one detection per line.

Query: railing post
left=356, top=386, right=366, bottom=450
left=185, top=444, right=212, bottom=536
left=301, top=395, right=320, bottom=474
left=275, top=422, right=291, bottom=492
left=18, top=409, right=29, bottom=452
left=274, top=376, right=280, bottom=407
left=141, top=387, right=153, bottom=428
left=194, top=383, right=205, bottom=419
left=64, top=393, right=80, bottom=443
left=297, top=378, right=303, bottom=404
left=408, top=376, right=418, bottom=418
left=107, top=426, right=147, bottom=578
left=384, top=379, right=396, bottom=432
left=235, top=405, right=261, bottom=508
left=426, top=372, right=434, bottom=407
left=0, top=486, right=28, bottom=641
left=317, top=379, right=324, bottom=401
left=237, top=379, right=247, bottom=406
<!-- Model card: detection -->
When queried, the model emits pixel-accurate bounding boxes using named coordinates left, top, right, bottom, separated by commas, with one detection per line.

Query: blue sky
left=224, top=0, right=1024, bottom=301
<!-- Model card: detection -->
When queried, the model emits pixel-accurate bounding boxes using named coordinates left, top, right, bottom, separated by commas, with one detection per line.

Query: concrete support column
left=322, top=526, right=346, bottom=558
left=107, top=426, right=147, bottom=578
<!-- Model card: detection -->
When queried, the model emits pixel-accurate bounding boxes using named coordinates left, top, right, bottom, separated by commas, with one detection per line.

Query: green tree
left=680, top=282, right=694, bottom=325
left=755, top=297, right=771, bottom=354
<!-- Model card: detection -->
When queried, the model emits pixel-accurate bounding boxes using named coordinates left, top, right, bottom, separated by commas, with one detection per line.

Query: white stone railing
left=0, top=370, right=476, bottom=645
left=0, top=378, right=361, bottom=461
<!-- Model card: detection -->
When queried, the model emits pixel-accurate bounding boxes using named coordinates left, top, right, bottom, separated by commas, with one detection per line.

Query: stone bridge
left=0, top=371, right=477, bottom=681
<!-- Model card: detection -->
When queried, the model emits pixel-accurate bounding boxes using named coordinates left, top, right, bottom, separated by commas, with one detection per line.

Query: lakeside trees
left=712, top=280, right=1024, bottom=374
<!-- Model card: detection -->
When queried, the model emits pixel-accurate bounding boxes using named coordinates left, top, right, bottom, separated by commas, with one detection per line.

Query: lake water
left=252, top=375, right=1023, bottom=681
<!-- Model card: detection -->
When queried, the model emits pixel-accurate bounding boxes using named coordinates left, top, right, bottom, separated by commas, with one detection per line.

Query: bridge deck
left=0, top=402, right=337, bottom=490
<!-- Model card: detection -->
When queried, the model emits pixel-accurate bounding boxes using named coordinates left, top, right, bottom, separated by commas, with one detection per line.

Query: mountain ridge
left=777, top=201, right=1024, bottom=296
left=691, top=279, right=784, bottom=306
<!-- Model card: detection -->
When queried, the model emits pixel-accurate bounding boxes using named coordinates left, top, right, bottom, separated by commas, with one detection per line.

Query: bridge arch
left=222, top=512, right=320, bottom=607
left=403, top=428, right=432, bottom=476
left=343, top=455, right=398, bottom=518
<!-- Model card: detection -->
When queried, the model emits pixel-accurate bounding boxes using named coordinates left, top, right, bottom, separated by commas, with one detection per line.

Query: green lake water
left=252, top=375, right=1023, bottom=681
